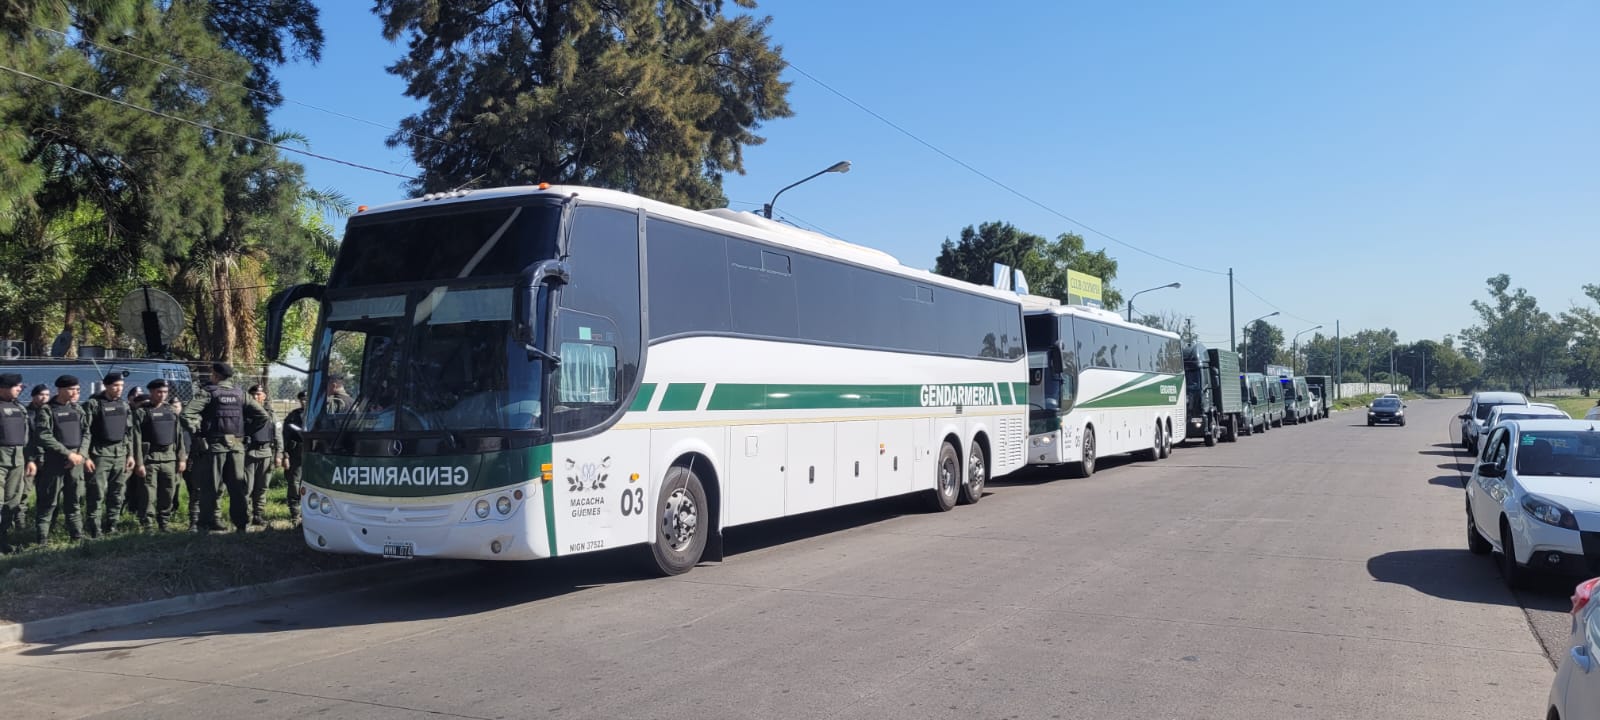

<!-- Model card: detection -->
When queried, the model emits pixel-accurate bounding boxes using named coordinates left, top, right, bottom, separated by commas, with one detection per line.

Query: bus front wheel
left=647, top=466, right=709, bottom=576
left=1066, top=428, right=1096, bottom=479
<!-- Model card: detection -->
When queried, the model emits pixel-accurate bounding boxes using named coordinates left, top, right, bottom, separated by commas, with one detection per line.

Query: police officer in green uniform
left=0, top=374, right=31, bottom=553
left=83, top=372, right=136, bottom=537
left=243, top=384, right=280, bottom=527
left=182, top=362, right=269, bottom=533
left=133, top=379, right=187, bottom=531
left=33, top=375, right=89, bottom=543
left=282, top=391, right=307, bottom=524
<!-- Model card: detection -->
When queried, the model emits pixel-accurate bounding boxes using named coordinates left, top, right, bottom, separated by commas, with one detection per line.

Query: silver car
left=1459, top=391, right=1529, bottom=453
left=1550, top=577, right=1600, bottom=719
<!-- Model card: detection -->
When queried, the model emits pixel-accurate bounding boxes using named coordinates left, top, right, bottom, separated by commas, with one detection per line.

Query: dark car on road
left=1367, top=396, right=1406, bottom=426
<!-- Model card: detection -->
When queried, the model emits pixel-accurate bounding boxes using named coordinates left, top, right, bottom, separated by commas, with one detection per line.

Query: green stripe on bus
left=1077, top=373, right=1158, bottom=405
left=1013, top=382, right=1027, bottom=401
left=535, top=443, right=557, bottom=556
left=1077, top=381, right=1182, bottom=409
left=703, top=382, right=1017, bottom=411
left=658, top=383, right=705, bottom=411
left=629, top=383, right=657, bottom=412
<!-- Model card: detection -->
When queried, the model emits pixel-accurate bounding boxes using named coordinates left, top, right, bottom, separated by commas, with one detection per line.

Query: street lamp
left=1126, top=282, right=1181, bottom=322
left=1242, top=311, right=1280, bottom=373
left=763, top=160, right=851, bottom=219
left=1292, top=325, right=1322, bottom=375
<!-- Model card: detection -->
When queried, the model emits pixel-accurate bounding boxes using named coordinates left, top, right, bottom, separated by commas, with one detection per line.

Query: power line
left=1233, top=279, right=1320, bottom=326
left=29, top=23, right=454, bottom=156
left=0, top=62, right=417, bottom=180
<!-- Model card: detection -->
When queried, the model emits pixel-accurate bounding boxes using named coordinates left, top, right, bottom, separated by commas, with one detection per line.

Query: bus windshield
left=313, top=287, right=546, bottom=435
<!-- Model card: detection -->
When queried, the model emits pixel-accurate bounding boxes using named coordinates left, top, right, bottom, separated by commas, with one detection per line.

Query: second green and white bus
left=1021, top=299, right=1185, bottom=477
left=267, top=185, right=1029, bottom=575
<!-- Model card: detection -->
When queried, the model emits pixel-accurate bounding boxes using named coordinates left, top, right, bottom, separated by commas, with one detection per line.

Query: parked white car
left=1484, top=404, right=1570, bottom=430
left=1458, top=391, right=1529, bottom=453
left=1549, top=576, right=1600, bottom=719
left=1465, top=419, right=1600, bottom=588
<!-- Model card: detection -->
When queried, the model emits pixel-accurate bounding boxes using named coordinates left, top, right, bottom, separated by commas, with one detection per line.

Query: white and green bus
left=266, top=186, right=1029, bottom=574
left=1021, top=299, right=1185, bottom=477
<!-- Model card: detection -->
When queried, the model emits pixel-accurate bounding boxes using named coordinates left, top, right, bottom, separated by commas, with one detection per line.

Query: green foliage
left=932, top=223, right=1122, bottom=309
left=1561, top=285, right=1600, bottom=394
left=1462, top=274, right=1566, bottom=395
left=374, top=0, right=792, bottom=207
left=0, top=1, right=334, bottom=365
left=1236, top=321, right=1283, bottom=374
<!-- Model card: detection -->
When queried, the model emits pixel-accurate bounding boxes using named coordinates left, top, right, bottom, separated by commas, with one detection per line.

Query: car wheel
left=1398, top=418, right=1407, bottom=427
left=1067, top=427, right=1096, bottom=479
left=1466, top=502, right=1491, bottom=556
left=1367, top=420, right=1374, bottom=427
left=1499, top=520, right=1530, bottom=589
left=1203, top=418, right=1218, bottom=447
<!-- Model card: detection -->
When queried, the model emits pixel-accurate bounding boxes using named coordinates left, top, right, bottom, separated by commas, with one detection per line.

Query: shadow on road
left=1437, top=461, right=1471, bottom=472
left=16, top=495, right=930, bottom=657
left=1417, top=449, right=1461, bottom=457
left=1368, top=548, right=1579, bottom=611
left=1428, top=475, right=1465, bottom=489
left=990, top=455, right=1137, bottom=487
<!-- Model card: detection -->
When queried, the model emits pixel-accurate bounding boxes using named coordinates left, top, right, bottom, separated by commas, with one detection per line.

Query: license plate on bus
left=382, top=542, right=415, bottom=560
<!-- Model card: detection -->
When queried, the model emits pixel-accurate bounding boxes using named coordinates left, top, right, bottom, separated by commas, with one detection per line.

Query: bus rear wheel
left=647, top=466, right=709, bottom=576
left=1203, top=417, right=1218, bottom=447
left=958, top=440, right=985, bottom=505
left=924, top=440, right=960, bottom=512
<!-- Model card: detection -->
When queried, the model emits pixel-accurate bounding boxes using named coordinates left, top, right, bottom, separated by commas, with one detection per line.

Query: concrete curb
left=0, top=560, right=463, bottom=648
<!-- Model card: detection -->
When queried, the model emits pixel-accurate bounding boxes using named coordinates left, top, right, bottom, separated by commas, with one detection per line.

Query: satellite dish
left=117, top=286, right=185, bottom=357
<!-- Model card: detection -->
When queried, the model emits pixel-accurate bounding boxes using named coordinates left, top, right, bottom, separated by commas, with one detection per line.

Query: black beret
left=211, top=361, right=235, bottom=379
left=31, top=384, right=49, bottom=396
left=0, top=373, right=21, bottom=388
left=146, top=378, right=168, bottom=390
left=55, top=374, right=80, bottom=388
left=103, top=372, right=125, bottom=385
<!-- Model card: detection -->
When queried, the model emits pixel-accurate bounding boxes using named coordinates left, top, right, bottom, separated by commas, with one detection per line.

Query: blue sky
left=270, top=1, right=1599, bottom=350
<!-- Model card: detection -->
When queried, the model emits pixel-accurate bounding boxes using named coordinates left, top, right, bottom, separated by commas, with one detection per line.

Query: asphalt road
left=0, top=400, right=1566, bottom=719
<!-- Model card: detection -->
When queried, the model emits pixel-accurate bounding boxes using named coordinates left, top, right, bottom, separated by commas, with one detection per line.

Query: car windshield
left=1515, top=430, right=1600, bottom=477
left=1477, top=402, right=1521, bottom=420
left=1373, top=399, right=1401, bottom=410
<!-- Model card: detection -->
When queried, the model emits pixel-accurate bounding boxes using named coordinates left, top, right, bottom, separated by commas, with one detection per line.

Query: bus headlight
left=475, top=499, right=491, bottom=519
left=320, top=497, right=333, bottom=515
left=307, top=493, right=321, bottom=511
left=1031, top=435, right=1054, bottom=447
left=496, top=496, right=513, bottom=515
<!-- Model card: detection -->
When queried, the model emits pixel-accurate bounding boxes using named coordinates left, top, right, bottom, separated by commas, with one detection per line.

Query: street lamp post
left=1242, top=311, right=1280, bottom=373
left=1292, top=325, right=1323, bottom=375
left=1126, top=282, right=1181, bottom=322
left=763, top=161, right=851, bottom=219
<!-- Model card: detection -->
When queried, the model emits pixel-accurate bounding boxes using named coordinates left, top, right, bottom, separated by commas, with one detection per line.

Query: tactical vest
left=93, top=398, right=130, bottom=443
left=202, top=385, right=244, bottom=438
left=249, top=415, right=275, bottom=445
left=143, top=406, right=179, bottom=448
left=51, top=404, right=83, bottom=449
left=0, top=402, right=26, bottom=447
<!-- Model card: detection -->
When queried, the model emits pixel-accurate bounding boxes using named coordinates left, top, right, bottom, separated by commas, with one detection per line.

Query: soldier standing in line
left=182, top=362, right=269, bottom=533
left=33, top=375, right=90, bottom=543
left=243, top=384, right=280, bottom=527
left=83, top=372, right=136, bottom=537
left=24, top=384, right=49, bottom=530
left=132, top=380, right=187, bottom=532
left=173, top=397, right=200, bottom=528
left=282, top=390, right=307, bottom=524
left=0, top=374, right=31, bottom=553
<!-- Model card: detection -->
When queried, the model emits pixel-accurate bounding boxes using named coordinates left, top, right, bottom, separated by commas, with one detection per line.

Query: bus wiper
left=523, top=343, right=561, bottom=365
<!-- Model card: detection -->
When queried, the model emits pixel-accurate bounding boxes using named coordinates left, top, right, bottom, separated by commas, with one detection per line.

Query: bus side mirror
left=515, top=260, right=572, bottom=348
left=265, top=283, right=325, bottom=364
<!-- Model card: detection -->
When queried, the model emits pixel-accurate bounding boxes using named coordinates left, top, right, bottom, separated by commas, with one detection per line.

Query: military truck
left=1259, top=372, right=1285, bottom=427
left=1281, top=375, right=1313, bottom=424
left=1182, top=344, right=1245, bottom=445
left=1303, top=375, right=1333, bottom=419
left=1241, top=373, right=1273, bottom=434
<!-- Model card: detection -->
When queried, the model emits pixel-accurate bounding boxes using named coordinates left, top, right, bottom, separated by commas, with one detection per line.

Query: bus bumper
left=299, top=486, right=548, bottom=561
left=1028, top=431, right=1071, bottom=465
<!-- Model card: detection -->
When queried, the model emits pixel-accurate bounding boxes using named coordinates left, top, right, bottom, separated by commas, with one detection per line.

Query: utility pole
left=1228, top=268, right=1236, bottom=353
left=1335, top=320, right=1341, bottom=398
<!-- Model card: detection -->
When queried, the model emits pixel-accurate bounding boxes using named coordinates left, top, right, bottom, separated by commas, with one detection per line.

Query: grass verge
left=1532, top=394, right=1598, bottom=419
left=0, top=473, right=376, bottom=624
left=1330, top=391, right=1432, bottom=412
